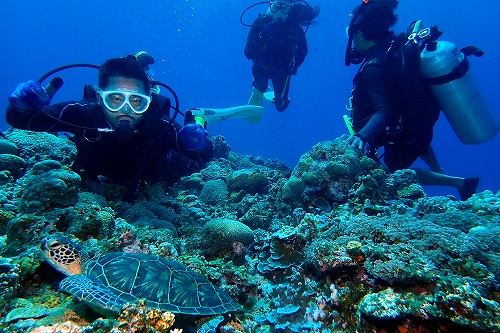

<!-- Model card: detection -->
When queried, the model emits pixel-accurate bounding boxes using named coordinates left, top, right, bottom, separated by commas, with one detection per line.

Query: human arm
left=6, top=81, right=99, bottom=133
left=244, top=15, right=271, bottom=60
left=355, top=65, right=394, bottom=143
left=292, top=25, right=308, bottom=73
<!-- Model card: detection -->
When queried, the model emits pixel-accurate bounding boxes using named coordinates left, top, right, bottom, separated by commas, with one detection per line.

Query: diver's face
left=352, top=30, right=368, bottom=53
left=269, top=1, right=292, bottom=21
left=98, top=76, right=148, bottom=129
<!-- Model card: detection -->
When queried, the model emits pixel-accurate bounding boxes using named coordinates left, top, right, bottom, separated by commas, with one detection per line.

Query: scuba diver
left=341, top=0, right=485, bottom=201
left=6, top=53, right=213, bottom=202
left=243, top=0, right=320, bottom=112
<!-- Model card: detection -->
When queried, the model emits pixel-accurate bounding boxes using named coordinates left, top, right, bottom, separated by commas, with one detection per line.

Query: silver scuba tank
left=420, top=41, right=499, bottom=144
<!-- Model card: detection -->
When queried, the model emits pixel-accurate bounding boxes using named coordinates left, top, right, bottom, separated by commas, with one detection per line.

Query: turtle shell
left=76, top=252, right=241, bottom=315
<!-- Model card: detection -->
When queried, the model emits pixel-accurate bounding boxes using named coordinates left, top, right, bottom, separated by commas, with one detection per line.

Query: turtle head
left=39, top=236, right=84, bottom=276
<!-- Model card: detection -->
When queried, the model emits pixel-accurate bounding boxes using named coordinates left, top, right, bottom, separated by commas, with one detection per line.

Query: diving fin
left=263, top=91, right=275, bottom=103
left=187, top=105, right=264, bottom=124
left=248, top=87, right=265, bottom=107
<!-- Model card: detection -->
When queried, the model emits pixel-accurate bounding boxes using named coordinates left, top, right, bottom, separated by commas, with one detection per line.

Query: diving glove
left=135, top=51, right=155, bottom=70
left=179, top=123, right=209, bottom=151
left=8, top=80, right=50, bottom=112
left=340, top=133, right=366, bottom=151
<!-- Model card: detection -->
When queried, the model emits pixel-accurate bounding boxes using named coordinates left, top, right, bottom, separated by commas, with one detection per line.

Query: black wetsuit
left=245, top=14, right=308, bottom=111
left=351, top=35, right=440, bottom=172
left=6, top=93, right=213, bottom=200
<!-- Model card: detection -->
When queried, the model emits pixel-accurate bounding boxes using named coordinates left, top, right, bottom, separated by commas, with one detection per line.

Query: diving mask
left=345, top=0, right=369, bottom=66
left=95, top=86, right=151, bottom=114
left=270, top=1, right=292, bottom=15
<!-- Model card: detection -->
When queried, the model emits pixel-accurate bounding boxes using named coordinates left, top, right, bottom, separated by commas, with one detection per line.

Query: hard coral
left=6, top=129, right=77, bottom=167
left=113, top=300, right=175, bottom=333
left=0, top=154, right=26, bottom=179
left=228, top=169, right=270, bottom=194
left=202, top=218, right=254, bottom=256
left=18, top=160, right=81, bottom=213
left=199, top=179, right=228, bottom=206
left=291, top=140, right=362, bottom=206
left=30, top=321, right=84, bottom=333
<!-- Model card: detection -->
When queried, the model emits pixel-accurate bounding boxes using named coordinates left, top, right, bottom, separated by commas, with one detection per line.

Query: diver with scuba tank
left=341, top=0, right=498, bottom=201
left=243, top=0, right=320, bottom=113
left=6, top=53, right=214, bottom=203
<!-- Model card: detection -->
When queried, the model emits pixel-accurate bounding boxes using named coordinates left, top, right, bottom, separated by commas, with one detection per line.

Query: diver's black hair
left=288, top=1, right=320, bottom=27
left=98, top=56, right=151, bottom=95
left=351, top=0, right=398, bottom=41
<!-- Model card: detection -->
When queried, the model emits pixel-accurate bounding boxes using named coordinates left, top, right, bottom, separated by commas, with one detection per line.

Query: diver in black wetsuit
left=245, top=0, right=319, bottom=112
left=342, top=0, right=479, bottom=201
left=6, top=55, right=213, bottom=202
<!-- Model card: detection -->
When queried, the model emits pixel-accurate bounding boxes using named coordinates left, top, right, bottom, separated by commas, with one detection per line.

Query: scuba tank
left=420, top=40, right=499, bottom=144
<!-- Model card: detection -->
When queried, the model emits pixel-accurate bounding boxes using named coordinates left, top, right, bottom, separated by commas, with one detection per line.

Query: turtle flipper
left=60, top=275, right=126, bottom=315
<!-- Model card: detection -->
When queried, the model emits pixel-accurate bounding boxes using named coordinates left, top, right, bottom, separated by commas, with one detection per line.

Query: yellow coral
left=146, top=308, right=176, bottom=332
left=346, top=240, right=361, bottom=250
left=115, top=300, right=175, bottom=333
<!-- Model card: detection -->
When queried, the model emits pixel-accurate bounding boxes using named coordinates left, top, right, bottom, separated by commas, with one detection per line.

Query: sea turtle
left=39, top=235, right=242, bottom=316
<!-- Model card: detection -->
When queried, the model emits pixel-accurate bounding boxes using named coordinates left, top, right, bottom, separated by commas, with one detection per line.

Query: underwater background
left=1, top=1, right=500, bottom=333
left=1, top=0, right=499, bottom=197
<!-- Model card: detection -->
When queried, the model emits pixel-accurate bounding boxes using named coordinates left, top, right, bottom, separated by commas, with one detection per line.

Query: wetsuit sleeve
left=179, top=135, right=214, bottom=168
left=6, top=100, right=98, bottom=134
left=244, top=15, right=269, bottom=60
left=293, top=25, right=308, bottom=70
left=357, top=65, right=394, bottom=142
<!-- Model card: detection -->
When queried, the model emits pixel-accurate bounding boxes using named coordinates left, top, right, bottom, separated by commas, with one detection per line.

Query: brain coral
left=202, top=218, right=254, bottom=255
left=199, top=179, right=228, bottom=206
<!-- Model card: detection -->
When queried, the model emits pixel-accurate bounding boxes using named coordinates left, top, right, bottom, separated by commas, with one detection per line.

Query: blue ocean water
left=1, top=0, right=499, bottom=197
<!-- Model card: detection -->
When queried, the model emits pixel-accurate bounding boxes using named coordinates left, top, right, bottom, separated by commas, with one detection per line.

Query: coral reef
left=0, top=132, right=499, bottom=333
left=200, top=179, right=229, bottom=206
left=5, top=129, right=77, bottom=167
left=16, top=160, right=81, bottom=213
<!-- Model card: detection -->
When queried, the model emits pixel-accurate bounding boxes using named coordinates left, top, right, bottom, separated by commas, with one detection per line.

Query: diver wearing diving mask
left=244, top=0, right=320, bottom=112
left=7, top=55, right=213, bottom=202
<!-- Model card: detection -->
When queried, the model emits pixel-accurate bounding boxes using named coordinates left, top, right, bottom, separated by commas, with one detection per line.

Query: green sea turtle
left=39, top=235, right=241, bottom=316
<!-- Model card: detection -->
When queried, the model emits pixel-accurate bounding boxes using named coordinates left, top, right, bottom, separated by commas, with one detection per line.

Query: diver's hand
left=341, top=134, right=365, bottom=150
left=8, top=80, right=50, bottom=112
left=179, top=123, right=209, bottom=151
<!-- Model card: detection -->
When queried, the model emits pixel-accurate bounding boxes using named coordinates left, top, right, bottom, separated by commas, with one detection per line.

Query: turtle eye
left=49, top=241, right=61, bottom=249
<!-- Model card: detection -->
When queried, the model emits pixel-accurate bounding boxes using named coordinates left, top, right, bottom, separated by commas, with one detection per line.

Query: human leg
left=413, top=168, right=463, bottom=188
left=271, top=73, right=291, bottom=112
left=413, top=169, right=479, bottom=201
left=417, top=144, right=479, bottom=200
left=248, top=64, right=268, bottom=107
left=385, top=138, right=479, bottom=200
left=419, top=145, right=444, bottom=174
